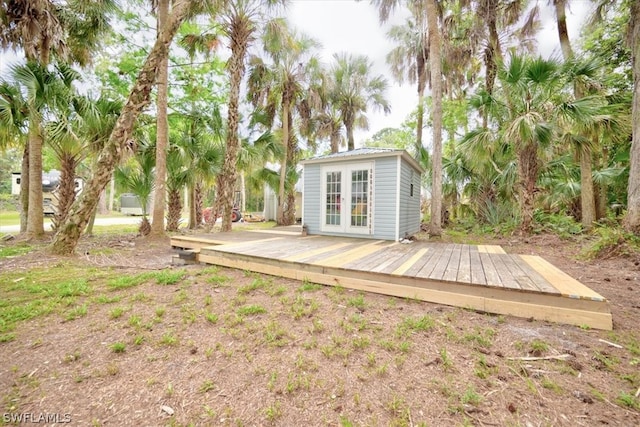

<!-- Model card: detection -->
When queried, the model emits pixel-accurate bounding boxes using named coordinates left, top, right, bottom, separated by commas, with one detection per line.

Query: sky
left=286, top=0, right=593, bottom=145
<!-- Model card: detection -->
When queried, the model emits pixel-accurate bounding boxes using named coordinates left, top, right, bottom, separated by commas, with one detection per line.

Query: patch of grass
left=95, top=294, right=122, bottom=304
left=264, top=321, right=289, bottom=347
left=205, top=312, right=219, bottom=324
left=238, top=277, right=271, bottom=294
left=153, top=269, right=186, bottom=286
left=107, top=272, right=153, bottom=290
left=529, top=339, right=549, bottom=356
left=299, top=279, right=323, bottom=292
left=65, top=304, right=88, bottom=321
left=264, top=401, right=282, bottom=422
left=463, top=327, right=495, bottom=349
left=199, top=379, right=215, bottom=393
left=396, top=315, right=435, bottom=338
left=236, top=304, right=267, bottom=316
left=0, top=243, right=34, bottom=258
left=128, top=314, right=142, bottom=328
left=290, top=296, right=319, bottom=320
left=616, top=391, right=640, bottom=409
left=541, top=377, right=563, bottom=394
left=440, top=348, right=454, bottom=372
left=347, top=293, right=367, bottom=310
left=160, top=332, right=178, bottom=346
left=110, top=342, right=126, bottom=353
left=56, top=279, right=91, bottom=298
left=109, top=307, right=125, bottom=319
left=155, top=306, right=166, bottom=318
left=461, top=386, right=482, bottom=406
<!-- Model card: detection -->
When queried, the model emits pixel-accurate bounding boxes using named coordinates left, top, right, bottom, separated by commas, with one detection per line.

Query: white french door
left=321, top=163, right=373, bottom=235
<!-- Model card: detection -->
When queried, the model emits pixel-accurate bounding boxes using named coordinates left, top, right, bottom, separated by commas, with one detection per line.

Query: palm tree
left=424, top=0, right=443, bottom=236
left=1, top=0, right=118, bottom=239
left=51, top=0, right=194, bottom=254
left=330, top=53, right=391, bottom=151
left=213, top=0, right=287, bottom=232
left=624, top=0, right=640, bottom=232
left=372, top=0, right=441, bottom=235
left=9, top=62, right=74, bottom=238
left=150, top=0, right=171, bottom=236
left=0, top=81, right=29, bottom=232
left=491, top=55, right=604, bottom=233
left=247, top=22, right=319, bottom=225
left=385, top=10, right=428, bottom=159
left=115, top=140, right=156, bottom=235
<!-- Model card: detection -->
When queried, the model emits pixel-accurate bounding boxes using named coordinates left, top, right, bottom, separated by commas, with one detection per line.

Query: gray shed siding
left=302, top=163, right=322, bottom=235
left=398, top=160, right=422, bottom=238
left=371, top=157, right=398, bottom=240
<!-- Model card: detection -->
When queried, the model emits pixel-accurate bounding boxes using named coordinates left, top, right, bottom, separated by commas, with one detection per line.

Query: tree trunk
left=195, top=181, right=204, bottom=226
left=50, top=0, right=192, bottom=255
left=151, top=0, right=170, bottom=236
left=330, top=130, right=339, bottom=154
left=277, top=99, right=290, bottom=225
left=108, top=176, right=115, bottom=212
left=19, top=144, right=29, bottom=233
left=517, top=143, right=539, bottom=234
left=426, top=0, right=443, bottom=237
left=166, top=187, right=182, bottom=231
left=554, top=0, right=596, bottom=230
left=554, top=0, right=573, bottom=60
left=216, top=23, right=250, bottom=232
left=579, top=145, right=596, bottom=228
left=84, top=204, right=97, bottom=236
left=26, top=119, right=44, bottom=239
left=345, top=117, right=355, bottom=151
left=52, top=153, right=77, bottom=231
left=625, top=0, right=640, bottom=232
left=188, top=184, right=197, bottom=228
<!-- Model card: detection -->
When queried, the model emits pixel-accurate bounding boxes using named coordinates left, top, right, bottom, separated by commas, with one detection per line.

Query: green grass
left=0, top=243, right=34, bottom=258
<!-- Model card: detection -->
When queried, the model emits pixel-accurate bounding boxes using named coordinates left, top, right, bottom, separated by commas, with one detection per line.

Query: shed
left=301, top=148, right=424, bottom=241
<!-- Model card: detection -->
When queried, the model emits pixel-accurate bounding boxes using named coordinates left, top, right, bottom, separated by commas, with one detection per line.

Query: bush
left=580, top=226, right=639, bottom=260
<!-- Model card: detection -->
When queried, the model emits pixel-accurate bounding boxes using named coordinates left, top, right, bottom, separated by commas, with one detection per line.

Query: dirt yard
left=0, top=230, right=639, bottom=426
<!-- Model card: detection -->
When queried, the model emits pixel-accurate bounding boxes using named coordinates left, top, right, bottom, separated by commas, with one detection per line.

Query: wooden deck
left=170, top=229, right=612, bottom=330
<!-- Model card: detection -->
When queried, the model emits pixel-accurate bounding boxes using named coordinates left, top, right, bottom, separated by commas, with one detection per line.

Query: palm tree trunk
left=554, top=0, right=573, bottom=60
left=53, top=153, right=77, bottom=231
left=19, top=144, right=29, bottom=233
left=217, top=20, right=250, bottom=232
left=26, top=119, right=44, bottom=239
left=195, top=181, right=204, bottom=226
left=108, top=176, right=115, bottom=212
left=345, top=118, right=355, bottom=151
left=151, top=0, right=170, bottom=236
left=624, top=0, right=640, bottom=232
left=277, top=99, right=290, bottom=225
left=517, top=143, right=539, bottom=234
left=51, top=0, right=192, bottom=255
left=166, top=187, right=182, bottom=231
left=188, top=184, right=197, bottom=228
left=426, top=0, right=443, bottom=237
left=554, top=0, right=596, bottom=230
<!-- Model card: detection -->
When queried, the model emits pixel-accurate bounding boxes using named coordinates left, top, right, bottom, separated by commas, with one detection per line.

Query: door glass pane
left=325, top=171, right=341, bottom=226
left=350, top=169, right=368, bottom=227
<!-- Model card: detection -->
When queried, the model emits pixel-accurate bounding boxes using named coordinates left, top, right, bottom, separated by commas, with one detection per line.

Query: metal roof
left=301, top=147, right=425, bottom=173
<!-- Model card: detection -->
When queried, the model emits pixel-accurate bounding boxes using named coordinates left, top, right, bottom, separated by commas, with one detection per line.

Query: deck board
left=171, top=232, right=612, bottom=330
left=469, top=246, right=487, bottom=285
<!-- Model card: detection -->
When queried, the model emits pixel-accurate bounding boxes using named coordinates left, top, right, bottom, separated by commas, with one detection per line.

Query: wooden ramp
left=171, top=232, right=612, bottom=330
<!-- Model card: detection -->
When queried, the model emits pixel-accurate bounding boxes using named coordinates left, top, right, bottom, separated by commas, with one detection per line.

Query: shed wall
left=398, top=160, right=422, bottom=238
left=302, top=154, right=421, bottom=240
